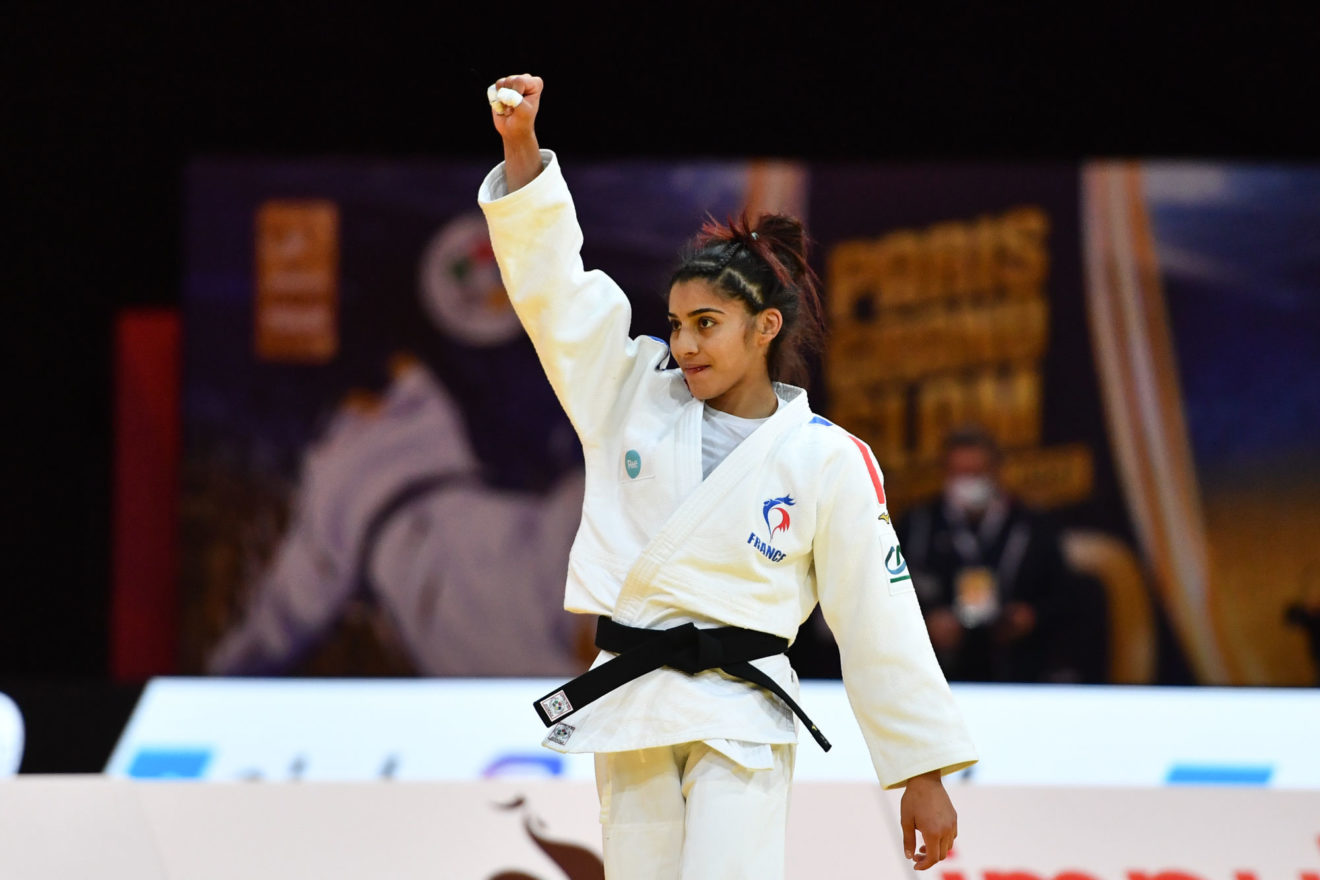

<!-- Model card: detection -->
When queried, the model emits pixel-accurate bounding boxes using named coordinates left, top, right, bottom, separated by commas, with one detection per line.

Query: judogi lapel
left=613, top=388, right=812, bottom=624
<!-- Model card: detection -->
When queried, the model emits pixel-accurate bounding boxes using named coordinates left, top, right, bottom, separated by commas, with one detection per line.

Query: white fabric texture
left=477, top=150, right=977, bottom=788
left=595, top=742, right=795, bottom=880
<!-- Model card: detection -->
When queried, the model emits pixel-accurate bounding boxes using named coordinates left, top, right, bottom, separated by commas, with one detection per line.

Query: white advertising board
left=105, top=678, right=1320, bottom=787
left=0, top=779, right=1316, bottom=880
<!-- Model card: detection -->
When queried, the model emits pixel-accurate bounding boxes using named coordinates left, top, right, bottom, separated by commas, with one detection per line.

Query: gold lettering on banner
left=255, top=200, right=339, bottom=363
left=1002, top=445, right=1094, bottom=508
left=912, top=366, right=1042, bottom=462
left=999, top=206, right=1051, bottom=293
left=825, top=204, right=1092, bottom=515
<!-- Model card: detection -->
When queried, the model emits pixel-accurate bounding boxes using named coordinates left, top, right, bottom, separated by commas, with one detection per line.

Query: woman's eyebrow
left=666, top=307, right=727, bottom=318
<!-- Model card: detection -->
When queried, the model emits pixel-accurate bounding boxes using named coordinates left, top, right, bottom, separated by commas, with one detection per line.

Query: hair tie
left=750, top=231, right=758, bottom=240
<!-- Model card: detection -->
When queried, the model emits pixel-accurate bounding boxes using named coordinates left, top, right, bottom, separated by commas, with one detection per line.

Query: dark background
left=6, top=6, right=1318, bottom=768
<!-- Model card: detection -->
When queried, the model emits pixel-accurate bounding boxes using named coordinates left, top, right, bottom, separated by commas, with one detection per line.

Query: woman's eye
left=699, top=317, right=714, bottom=329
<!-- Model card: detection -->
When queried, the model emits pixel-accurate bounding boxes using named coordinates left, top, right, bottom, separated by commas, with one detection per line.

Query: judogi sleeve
left=812, top=438, right=979, bottom=789
left=478, top=150, right=661, bottom=441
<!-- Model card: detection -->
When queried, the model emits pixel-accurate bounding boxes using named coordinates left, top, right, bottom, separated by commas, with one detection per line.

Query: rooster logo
left=762, top=495, right=795, bottom=538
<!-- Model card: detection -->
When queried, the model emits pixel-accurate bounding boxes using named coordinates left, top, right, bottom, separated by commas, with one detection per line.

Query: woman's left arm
left=811, top=439, right=976, bottom=867
left=811, top=435, right=979, bottom=787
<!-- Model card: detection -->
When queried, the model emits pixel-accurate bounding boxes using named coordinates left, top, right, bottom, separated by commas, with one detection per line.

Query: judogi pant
left=594, top=741, right=795, bottom=880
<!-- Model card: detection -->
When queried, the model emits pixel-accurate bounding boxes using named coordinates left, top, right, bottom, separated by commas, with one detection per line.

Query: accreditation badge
left=954, top=566, right=1000, bottom=628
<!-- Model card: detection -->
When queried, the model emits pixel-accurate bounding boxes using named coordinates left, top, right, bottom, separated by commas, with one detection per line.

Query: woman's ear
left=758, top=308, right=784, bottom=345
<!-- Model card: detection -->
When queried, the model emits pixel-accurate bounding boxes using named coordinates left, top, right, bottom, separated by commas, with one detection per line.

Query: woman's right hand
left=490, top=73, right=542, bottom=140
left=491, top=73, right=544, bottom=193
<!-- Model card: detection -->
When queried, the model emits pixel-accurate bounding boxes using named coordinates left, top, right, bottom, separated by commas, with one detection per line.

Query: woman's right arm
left=491, top=74, right=545, bottom=193
left=478, top=74, right=664, bottom=441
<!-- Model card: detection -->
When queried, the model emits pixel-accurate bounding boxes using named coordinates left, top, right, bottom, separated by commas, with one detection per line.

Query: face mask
left=948, top=475, right=995, bottom=512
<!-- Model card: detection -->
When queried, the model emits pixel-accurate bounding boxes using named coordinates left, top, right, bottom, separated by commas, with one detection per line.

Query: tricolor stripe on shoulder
left=808, top=415, right=886, bottom=505
left=846, top=435, right=886, bottom=505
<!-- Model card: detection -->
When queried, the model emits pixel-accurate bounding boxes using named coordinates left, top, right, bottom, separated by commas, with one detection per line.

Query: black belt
left=532, top=616, right=831, bottom=751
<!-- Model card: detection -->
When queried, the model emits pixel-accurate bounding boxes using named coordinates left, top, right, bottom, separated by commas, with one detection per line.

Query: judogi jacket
left=478, top=151, right=976, bottom=787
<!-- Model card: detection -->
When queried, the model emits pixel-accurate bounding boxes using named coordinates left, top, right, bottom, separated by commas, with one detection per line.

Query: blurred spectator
left=897, top=425, right=1087, bottom=683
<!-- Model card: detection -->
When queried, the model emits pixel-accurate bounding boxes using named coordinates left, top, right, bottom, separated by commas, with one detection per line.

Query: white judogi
left=479, top=151, right=976, bottom=877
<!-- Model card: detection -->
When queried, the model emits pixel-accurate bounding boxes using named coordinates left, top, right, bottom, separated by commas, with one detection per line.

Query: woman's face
left=667, top=279, right=779, bottom=413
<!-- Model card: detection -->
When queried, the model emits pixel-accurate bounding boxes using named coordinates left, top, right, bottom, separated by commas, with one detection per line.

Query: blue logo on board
left=128, top=747, right=213, bottom=779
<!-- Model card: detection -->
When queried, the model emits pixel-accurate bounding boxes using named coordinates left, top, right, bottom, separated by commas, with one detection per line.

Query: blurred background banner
left=805, top=162, right=1146, bottom=684
left=1133, top=163, right=1320, bottom=686
left=810, top=163, right=1106, bottom=519
left=178, top=157, right=1319, bottom=686
left=181, top=158, right=751, bottom=678
left=1084, top=163, right=1320, bottom=685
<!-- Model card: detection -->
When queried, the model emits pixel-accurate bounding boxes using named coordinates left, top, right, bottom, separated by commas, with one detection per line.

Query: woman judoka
left=478, top=73, right=977, bottom=880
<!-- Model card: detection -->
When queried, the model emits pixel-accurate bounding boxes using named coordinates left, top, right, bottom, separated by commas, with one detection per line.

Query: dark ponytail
left=670, top=212, right=825, bottom=386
